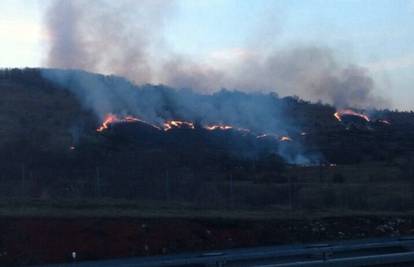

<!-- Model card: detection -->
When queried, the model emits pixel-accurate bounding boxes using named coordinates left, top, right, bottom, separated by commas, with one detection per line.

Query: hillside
left=0, top=68, right=414, bottom=210
left=2, top=68, right=414, bottom=266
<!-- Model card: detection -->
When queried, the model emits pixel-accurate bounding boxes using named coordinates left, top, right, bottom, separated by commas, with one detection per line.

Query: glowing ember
left=256, top=133, right=278, bottom=139
left=163, top=120, right=195, bottom=131
left=257, top=134, right=292, bottom=142
left=96, top=114, right=160, bottom=132
left=334, top=109, right=370, bottom=122
left=205, top=124, right=233, bottom=131
left=279, top=136, right=292, bottom=142
left=123, top=115, right=140, bottom=123
left=97, top=114, right=119, bottom=132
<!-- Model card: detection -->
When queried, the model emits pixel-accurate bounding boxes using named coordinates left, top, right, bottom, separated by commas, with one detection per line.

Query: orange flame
left=256, top=134, right=292, bottom=142
left=163, top=120, right=195, bottom=131
left=256, top=133, right=277, bottom=139
left=97, top=114, right=160, bottom=132
left=97, top=114, right=119, bottom=132
left=334, top=109, right=370, bottom=122
left=204, top=124, right=233, bottom=131
left=279, top=136, right=292, bottom=142
left=209, top=125, right=250, bottom=134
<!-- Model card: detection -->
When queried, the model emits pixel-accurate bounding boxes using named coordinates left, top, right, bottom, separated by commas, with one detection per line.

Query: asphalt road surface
left=33, top=236, right=414, bottom=267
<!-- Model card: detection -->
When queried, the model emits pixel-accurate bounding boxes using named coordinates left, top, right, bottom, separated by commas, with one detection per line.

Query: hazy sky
left=1, top=0, right=413, bottom=110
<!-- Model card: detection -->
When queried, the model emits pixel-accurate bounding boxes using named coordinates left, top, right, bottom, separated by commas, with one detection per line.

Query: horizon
left=1, top=67, right=410, bottom=113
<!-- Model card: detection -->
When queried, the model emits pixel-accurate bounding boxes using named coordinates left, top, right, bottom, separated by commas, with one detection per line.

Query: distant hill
left=0, top=68, right=414, bottom=201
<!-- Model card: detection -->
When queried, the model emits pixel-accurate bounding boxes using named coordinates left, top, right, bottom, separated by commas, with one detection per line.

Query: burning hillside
left=95, top=112, right=301, bottom=160
left=96, top=114, right=161, bottom=132
left=333, top=109, right=392, bottom=128
left=1, top=69, right=414, bottom=267
left=97, top=116, right=244, bottom=134
left=334, top=109, right=370, bottom=122
left=1, top=68, right=413, bottom=168
left=163, top=120, right=195, bottom=131
left=204, top=124, right=233, bottom=131
left=2, top=68, right=414, bottom=217
left=280, top=136, right=292, bottom=142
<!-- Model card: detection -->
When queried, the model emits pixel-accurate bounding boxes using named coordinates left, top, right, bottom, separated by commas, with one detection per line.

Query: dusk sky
left=1, top=0, right=414, bottom=110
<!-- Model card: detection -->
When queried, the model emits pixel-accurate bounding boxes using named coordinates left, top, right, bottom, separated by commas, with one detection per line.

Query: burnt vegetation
left=1, top=68, right=414, bottom=211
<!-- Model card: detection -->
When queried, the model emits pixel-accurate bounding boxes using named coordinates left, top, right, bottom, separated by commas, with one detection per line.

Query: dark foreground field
left=2, top=205, right=414, bottom=266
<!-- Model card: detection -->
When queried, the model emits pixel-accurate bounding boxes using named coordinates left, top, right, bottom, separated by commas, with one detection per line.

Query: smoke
left=161, top=56, right=228, bottom=94
left=161, top=46, right=384, bottom=108
left=44, top=0, right=386, bottom=109
left=46, top=0, right=175, bottom=84
left=42, top=68, right=321, bottom=164
left=41, top=69, right=283, bottom=132
left=42, top=0, right=389, bottom=164
left=227, top=46, right=385, bottom=108
left=46, top=0, right=88, bottom=69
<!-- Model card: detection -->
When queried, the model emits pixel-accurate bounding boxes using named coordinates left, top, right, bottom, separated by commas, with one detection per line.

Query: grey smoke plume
left=227, top=46, right=385, bottom=108
left=46, top=0, right=89, bottom=69
left=41, top=69, right=285, bottom=133
left=41, top=68, right=318, bottom=164
left=46, top=0, right=175, bottom=84
left=45, top=0, right=386, bottom=109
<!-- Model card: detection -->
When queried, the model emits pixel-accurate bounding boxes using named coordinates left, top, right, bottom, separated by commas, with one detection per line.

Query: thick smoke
left=42, top=0, right=387, bottom=164
left=45, top=0, right=386, bottom=109
left=46, top=0, right=174, bottom=84
left=42, top=68, right=319, bottom=164
left=228, top=46, right=385, bottom=108
left=41, top=69, right=286, bottom=133
left=163, top=46, right=385, bottom=108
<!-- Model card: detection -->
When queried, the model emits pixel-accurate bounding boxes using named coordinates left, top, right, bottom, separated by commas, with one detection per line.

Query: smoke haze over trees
left=0, top=68, right=413, bottom=209
left=45, top=0, right=387, bottom=109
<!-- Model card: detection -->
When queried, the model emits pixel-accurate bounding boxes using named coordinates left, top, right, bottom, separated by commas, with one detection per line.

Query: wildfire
left=96, top=114, right=300, bottom=144
left=279, top=136, right=292, bottom=142
left=204, top=124, right=233, bottom=131
left=97, top=114, right=119, bottom=132
left=256, top=134, right=292, bottom=142
left=334, top=109, right=370, bottom=122
left=256, top=133, right=278, bottom=139
left=163, top=120, right=195, bottom=131
left=97, top=114, right=160, bottom=132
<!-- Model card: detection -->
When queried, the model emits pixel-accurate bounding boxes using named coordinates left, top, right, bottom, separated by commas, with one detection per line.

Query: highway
left=33, top=236, right=414, bottom=267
